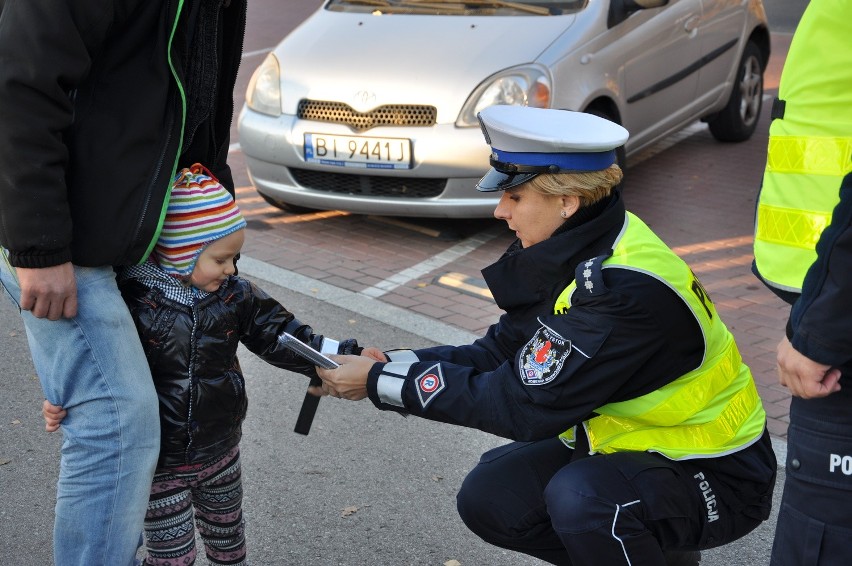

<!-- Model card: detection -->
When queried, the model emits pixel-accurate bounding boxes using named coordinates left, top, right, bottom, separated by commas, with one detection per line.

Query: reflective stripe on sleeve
left=386, top=349, right=420, bottom=363
left=377, top=375, right=406, bottom=407
left=376, top=361, right=414, bottom=407
left=383, top=361, right=415, bottom=376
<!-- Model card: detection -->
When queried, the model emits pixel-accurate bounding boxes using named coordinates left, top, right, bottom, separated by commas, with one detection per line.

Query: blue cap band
left=492, top=148, right=617, bottom=172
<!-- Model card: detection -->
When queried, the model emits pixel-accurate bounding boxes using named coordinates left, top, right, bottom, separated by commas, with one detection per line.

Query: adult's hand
left=777, top=336, right=842, bottom=399
left=316, top=355, right=376, bottom=401
left=306, top=348, right=386, bottom=397
left=17, top=263, right=77, bottom=319
left=360, top=347, right=388, bottom=362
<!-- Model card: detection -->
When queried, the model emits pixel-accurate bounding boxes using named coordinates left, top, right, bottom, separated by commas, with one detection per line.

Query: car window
left=325, top=0, right=589, bottom=16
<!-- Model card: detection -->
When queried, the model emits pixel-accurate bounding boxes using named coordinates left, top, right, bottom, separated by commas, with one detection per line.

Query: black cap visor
left=476, top=169, right=540, bottom=192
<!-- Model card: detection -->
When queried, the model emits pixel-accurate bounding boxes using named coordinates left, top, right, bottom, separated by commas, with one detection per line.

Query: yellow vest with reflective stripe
left=557, top=213, right=766, bottom=460
left=753, top=0, right=852, bottom=293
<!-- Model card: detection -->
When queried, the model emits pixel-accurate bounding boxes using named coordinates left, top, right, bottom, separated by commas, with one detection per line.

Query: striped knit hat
left=153, top=164, right=247, bottom=277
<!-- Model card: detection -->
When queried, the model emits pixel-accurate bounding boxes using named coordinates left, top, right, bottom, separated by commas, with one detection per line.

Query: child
left=44, top=164, right=362, bottom=566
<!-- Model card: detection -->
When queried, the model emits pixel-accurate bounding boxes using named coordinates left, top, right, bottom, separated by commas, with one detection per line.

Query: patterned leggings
left=142, top=446, right=246, bottom=566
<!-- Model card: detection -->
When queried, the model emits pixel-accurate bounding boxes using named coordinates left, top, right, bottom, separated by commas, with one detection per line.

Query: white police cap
left=476, top=106, right=629, bottom=192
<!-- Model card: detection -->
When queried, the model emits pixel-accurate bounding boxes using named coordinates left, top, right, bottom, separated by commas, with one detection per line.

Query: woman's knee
left=456, top=465, right=500, bottom=539
left=543, top=461, right=623, bottom=534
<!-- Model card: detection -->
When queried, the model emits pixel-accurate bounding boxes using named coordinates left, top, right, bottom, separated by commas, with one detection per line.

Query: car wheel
left=258, top=191, right=317, bottom=214
left=708, top=41, right=763, bottom=142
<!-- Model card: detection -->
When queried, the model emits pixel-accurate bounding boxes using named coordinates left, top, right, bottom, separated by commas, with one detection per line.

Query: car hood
left=274, top=11, right=576, bottom=123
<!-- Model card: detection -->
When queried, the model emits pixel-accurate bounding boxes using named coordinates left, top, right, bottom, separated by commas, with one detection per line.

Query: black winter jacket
left=366, top=193, right=775, bottom=500
left=120, top=266, right=357, bottom=468
left=367, top=193, right=709, bottom=438
left=0, top=0, right=246, bottom=268
left=786, top=172, right=852, bottom=374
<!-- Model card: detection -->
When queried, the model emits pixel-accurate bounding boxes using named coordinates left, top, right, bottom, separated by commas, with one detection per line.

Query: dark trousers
left=456, top=436, right=772, bottom=566
left=771, top=384, right=852, bottom=566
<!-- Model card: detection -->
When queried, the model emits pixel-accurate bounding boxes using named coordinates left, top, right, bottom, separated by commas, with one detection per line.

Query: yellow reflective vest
left=557, top=212, right=766, bottom=460
left=753, top=0, right=852, bottom=293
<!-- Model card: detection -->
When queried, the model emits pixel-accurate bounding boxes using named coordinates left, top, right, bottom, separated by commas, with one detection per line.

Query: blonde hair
left=525, top=164, right=623, bottom=207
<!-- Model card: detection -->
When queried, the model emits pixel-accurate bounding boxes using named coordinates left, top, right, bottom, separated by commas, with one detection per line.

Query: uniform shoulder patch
left=519, top=325, right=571, bottom=386
left=574, top=255, right=609, bottom=296
left=415, top=364, right=445, bottom=409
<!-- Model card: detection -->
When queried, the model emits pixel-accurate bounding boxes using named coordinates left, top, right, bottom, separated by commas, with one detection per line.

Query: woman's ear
left=560, top=195, right=580, bottom=218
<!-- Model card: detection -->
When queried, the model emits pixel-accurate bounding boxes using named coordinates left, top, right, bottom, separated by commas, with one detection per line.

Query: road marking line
left=436, top=273, right=493, bottom=299
left=238, top=255, right=478, bottom=346
left=360, top=225, right=504, bottom=298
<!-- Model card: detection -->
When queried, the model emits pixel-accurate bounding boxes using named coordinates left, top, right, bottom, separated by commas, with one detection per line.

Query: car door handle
left=683, top=14, right=700, bottom=33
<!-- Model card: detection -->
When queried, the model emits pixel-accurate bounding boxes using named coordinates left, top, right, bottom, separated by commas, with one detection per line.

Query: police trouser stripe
left=613, top=500, right=642, bottom=566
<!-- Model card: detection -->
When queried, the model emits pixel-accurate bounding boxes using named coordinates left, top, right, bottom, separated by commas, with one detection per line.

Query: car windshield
left=326, top=0, right=587, bottom=16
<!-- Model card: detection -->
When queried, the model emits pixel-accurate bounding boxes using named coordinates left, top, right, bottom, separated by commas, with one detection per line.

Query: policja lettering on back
left=693, top=472, right=720, bottom=523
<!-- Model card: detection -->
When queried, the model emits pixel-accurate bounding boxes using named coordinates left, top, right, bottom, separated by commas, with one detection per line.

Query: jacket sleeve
left=788, top=172, right=852, bottom=367
left=365, top=271, right=699, bottom=441
left=237, top=279, right=358, bottom=378
left=408, top=316, right=519, bottom=371
left=0, top=1, right=136, bottom=266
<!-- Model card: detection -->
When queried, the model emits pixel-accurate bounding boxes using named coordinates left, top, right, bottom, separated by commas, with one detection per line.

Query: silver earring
left=560, top=210, right=568, bottom=218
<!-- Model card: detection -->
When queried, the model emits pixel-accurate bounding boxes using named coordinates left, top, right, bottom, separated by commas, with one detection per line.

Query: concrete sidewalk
left=1, top=268, right=784, bottom=565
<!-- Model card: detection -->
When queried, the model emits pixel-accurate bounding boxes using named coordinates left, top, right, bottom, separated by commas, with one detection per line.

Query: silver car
left=238, top=0, right=770, bottom=218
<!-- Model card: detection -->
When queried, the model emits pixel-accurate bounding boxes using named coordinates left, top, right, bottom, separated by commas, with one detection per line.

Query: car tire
left=258, top=191, right=317, bottom=214
left=708, top=40, right=763, bottom=142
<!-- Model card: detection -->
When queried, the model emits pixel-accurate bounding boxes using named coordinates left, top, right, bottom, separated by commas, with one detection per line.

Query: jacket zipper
left=134, top=0, right=188, bottom=263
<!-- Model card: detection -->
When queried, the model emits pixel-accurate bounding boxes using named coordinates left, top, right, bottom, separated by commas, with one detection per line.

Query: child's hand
left=42, top=399, right=66, bottom=432
left=360, top=347, right=387, bottom=362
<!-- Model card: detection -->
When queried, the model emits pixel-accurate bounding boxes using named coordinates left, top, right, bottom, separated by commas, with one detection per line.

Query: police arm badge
left=519, top=325, right=571, bottom=385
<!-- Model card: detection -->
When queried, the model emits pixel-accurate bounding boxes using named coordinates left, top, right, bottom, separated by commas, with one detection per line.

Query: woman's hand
left=42, top=399, right=66, bottom=432
left=316, top=355, right=377, bottom=401
left=360, top=347, right=388, bottom=362
left=309, top=348, right=385, bottom=397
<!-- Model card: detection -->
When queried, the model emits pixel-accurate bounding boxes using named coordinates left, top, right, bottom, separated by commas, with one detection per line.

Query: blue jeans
left=0, top=252, right=160, bottom=566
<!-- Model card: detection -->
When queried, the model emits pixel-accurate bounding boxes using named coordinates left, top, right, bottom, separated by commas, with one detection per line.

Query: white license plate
left=304, top=133, right=412, bottom=170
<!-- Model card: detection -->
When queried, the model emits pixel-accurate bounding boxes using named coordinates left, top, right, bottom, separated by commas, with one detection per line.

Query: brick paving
left=229, top=32, right=795, bottom=439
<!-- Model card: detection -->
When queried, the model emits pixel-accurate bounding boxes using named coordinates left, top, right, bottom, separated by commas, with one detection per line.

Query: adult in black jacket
left=0, top=2, right=247, bottom=564
left=317, top=107, right=777, bottom=565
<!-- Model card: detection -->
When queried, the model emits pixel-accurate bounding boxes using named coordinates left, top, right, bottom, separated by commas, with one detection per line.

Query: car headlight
left=246, top=54, right=282, bottom=117
left=456, top=65, right=552, bottom=127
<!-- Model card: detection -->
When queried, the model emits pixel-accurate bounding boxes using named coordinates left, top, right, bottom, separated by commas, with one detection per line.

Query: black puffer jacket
left=120, top=268, right=359, bottom=467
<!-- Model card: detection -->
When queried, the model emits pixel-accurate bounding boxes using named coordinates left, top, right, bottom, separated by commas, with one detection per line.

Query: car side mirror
left=608, top=0, right=668, bottom=28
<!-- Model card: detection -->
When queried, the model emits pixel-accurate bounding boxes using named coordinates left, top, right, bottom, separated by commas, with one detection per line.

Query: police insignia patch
left=415, top=364, right=445, bottom=408
left=519, top=326, right=571, bottom=385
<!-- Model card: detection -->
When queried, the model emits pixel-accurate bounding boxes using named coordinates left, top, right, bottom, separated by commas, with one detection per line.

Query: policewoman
left=752, top=0, right=852, bottom=563
left=319, top=106, right=777, bottom=566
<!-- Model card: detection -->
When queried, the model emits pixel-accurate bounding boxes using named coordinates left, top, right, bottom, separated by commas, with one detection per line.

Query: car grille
left=290, top=168, right=446, bottom=198
left=297, top=100, right=437, bottom=131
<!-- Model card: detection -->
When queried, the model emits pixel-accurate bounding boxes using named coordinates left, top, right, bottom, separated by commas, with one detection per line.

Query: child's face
left=190, top=229, right=245, bottom=292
